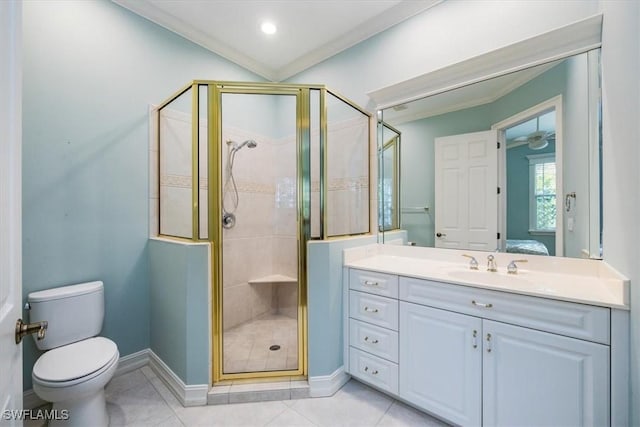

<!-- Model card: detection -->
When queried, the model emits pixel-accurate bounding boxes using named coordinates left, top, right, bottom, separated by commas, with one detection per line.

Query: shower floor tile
left=223, top=314, right=298, bottom=374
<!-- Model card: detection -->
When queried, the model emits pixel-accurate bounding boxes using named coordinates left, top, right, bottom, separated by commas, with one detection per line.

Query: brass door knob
left=15, top=319, right=48, bottom=344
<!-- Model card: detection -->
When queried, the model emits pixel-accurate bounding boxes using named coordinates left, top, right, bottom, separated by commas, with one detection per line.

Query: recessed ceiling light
left=261, top=21, right=277, bottom=35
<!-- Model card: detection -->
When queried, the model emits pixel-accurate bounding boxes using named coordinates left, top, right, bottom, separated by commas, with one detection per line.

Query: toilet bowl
left=28, top=282, right=119, bottom=427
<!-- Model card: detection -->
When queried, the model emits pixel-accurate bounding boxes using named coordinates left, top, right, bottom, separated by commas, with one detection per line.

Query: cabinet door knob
left=364, top=366, right=379, bottom=375
left=364, top=336, right=379, bottom=344
left=472, top=300, right=493, bottom=308
left=472, top=329, right=478, bottom=349
left=486, top=333, right=492, bottom=353
left=363, top=306, right=379, bottom=313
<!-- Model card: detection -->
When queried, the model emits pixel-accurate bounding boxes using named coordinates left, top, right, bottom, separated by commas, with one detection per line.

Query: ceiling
left=113, top=0, right=442, bottom=82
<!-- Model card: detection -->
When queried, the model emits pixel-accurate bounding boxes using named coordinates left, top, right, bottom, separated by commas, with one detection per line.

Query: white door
left=434, top=130, right=498, bottom=250
left=0, top=1, right=23, bottom=420
left=483, top=320, right=609, bottom=427
left=399, top=302, right=482, bottom=427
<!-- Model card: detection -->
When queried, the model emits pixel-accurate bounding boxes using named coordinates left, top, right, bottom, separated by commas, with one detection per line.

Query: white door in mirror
left=434, top=130, right=498, bottom=250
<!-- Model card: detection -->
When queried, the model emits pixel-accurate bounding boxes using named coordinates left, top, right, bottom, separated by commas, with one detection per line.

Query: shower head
left=237, top=139, right=257, bottom=150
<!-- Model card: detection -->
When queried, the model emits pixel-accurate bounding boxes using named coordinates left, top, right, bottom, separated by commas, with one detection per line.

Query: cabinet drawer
left=349, top=347, right=399, bottom=395
left=349, top=319, right=399, bottom=363
left=400, top=277, right=610, bottom=345
left=350, top=290, right=399, bottom=330
left=350, top=269, right=399, bottom=298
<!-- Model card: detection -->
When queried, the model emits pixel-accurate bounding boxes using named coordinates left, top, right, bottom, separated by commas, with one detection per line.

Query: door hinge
left=497, top=141, right=501, bottom=149
left=497, top=187, right=501, bottom=194
left=497, top=233, right=501, bottom=239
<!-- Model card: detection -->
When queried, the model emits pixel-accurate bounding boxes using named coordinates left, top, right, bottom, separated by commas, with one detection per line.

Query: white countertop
left=344, top=245, right=629, bottom=310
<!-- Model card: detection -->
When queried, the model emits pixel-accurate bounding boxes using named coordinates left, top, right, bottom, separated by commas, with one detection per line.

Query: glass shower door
left=218, top=91, right=301, bottom=377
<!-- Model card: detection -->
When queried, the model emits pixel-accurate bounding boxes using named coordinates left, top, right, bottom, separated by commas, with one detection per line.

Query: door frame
left=210, top=86, right=309, bottom=383
left=0, top=0, right=23, bottom=415
left=491, top=96, right=563, bottom=256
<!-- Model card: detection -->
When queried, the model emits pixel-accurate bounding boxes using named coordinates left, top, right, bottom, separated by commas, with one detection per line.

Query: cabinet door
left=399, top=302, right=482, bottom=426
left=483, top=320, right=609, bottom=427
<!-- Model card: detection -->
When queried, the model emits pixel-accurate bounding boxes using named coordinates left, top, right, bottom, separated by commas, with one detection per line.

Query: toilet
left=28, top=281, right=119, bottom=427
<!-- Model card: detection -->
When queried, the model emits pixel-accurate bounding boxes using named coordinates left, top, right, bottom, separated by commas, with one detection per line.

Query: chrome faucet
left=507, top=259, right=528, bottom=275
left=487, top=254, right=497, bottom=272
left=462, top=254, right=479, bottom=270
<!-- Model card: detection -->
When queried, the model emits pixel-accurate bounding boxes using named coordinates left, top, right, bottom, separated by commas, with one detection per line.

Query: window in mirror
left=528, top=154, right=556, bottom=233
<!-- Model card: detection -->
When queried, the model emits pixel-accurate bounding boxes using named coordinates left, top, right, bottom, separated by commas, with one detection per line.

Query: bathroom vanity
left=342, top=244, right=629, bottom=426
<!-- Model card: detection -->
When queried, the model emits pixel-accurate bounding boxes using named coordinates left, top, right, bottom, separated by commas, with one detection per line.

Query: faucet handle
left=462, top=254, right=479, bottom=270
left=486, top=254, right=497, bottom=272
left=507, top=259, right=528, bottom=275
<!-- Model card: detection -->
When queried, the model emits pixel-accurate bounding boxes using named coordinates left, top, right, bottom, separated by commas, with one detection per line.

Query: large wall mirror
left=378, top=48, right=602, bottom=259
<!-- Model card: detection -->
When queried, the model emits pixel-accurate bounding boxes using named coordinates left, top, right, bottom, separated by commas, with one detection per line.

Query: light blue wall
left=307, top=236, right=376, bottom=376
left=21, top=0, right=261, bottom=390
left=149, top=239, right=209, bottom=384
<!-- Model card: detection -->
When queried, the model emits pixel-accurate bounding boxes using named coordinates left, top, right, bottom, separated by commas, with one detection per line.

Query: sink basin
left=445, top=269, right=534, bottom=288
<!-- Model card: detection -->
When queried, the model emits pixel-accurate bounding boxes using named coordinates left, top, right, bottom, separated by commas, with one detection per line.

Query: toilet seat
left=33, top=337, right=118, bottom=387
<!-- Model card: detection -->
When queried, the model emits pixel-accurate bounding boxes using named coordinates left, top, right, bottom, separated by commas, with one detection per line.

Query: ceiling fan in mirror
left=513, top=116, right=555, bottom=150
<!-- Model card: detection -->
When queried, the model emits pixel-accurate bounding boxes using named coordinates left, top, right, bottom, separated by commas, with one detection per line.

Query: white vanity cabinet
left=346, top=268, right=613, bottom=427
left=399, top=301, right=482, bottom=426
left=482, top=320, right=609, bottom=426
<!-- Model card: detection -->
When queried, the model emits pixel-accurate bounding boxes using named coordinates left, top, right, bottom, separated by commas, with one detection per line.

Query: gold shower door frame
left=208, top=83, right=311, bottom=382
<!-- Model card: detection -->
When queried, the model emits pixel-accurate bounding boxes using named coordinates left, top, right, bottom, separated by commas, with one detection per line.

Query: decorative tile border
left=162, top=175, right=368, bottom=193
left=311, top=176, right=369, bottom=192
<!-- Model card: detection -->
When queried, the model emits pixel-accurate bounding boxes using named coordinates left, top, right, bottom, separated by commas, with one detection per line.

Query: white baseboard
left=115, top=348, right=150, bottom=377
left=23, top=348, right=208, bottom=409
left=308, top=366, right=350, bottom=397
left=148, top=349, right=208, bottom=407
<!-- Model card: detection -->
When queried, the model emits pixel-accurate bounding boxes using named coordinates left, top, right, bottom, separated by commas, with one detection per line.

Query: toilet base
left=49, top=389, right=108, bottom=427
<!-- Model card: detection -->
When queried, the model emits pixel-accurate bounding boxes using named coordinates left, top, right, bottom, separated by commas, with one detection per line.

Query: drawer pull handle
left=364, top=336, right=379, bottom=344
left=363, top=280, right=380, bottom=286
left=472, top=300, right=493, bottom=308
left=363, top=306, right=379, bottom=313
left=486, top=333, right=492, bottom=353
left=364, top=366, right=379, bottom=375
left=472, top=329, right=478, bottom=349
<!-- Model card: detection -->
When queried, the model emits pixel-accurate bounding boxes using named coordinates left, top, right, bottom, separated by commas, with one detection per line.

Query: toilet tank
left=28, top=281, right=105, bottom=350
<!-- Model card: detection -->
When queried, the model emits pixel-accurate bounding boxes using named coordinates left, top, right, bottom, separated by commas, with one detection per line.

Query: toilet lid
left=33, top=337, right=118, bottom=382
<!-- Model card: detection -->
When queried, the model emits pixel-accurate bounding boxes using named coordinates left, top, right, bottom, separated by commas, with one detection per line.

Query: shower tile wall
left=220, top=126, right=291, bottom=330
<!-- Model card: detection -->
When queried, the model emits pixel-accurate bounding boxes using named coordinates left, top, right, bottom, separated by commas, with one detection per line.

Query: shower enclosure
left=155, top=81, right=371, bottom=382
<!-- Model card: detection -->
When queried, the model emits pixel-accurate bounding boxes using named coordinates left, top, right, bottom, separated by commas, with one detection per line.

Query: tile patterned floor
left=26, top=367, right=452, bottom=426
left=223, top=314, right=298, bottom=374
